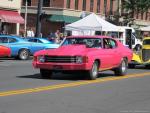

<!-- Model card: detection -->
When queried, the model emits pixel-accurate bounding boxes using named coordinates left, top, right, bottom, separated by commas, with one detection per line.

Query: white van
left=107, top=26, right=142, bottom=51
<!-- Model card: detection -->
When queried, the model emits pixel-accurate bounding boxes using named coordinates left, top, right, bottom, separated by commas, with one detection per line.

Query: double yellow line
left=0, top=72, right=150, bottom=97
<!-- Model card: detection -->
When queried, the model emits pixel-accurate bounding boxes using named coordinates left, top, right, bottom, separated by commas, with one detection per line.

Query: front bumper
left=33, top=62, right=90, bottom=71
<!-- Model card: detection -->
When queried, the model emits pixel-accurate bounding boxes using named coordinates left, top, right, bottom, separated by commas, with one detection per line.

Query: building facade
left=0, top=0, right=24, bottom=35
left=21, top=0, right=150, bottom=37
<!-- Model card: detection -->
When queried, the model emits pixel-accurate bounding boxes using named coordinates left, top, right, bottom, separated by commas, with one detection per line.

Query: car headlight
left=38, top=55, right=45, bottom=63
left=76, top=56, right=83, bottom=64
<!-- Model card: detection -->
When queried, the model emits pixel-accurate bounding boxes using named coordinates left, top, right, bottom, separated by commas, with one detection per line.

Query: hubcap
left=20, top=50, right=28, bottom=59
left=92, top=63, right=98, bottom=78
left=121, top=61, right=126, bottom=72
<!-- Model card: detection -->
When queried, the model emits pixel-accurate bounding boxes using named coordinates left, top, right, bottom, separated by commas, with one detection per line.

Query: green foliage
left=123, top=0, right=150, bottom=17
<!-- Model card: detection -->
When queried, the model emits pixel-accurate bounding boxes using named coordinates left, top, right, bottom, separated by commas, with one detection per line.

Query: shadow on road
left=17, top=72, right=114, bottom=81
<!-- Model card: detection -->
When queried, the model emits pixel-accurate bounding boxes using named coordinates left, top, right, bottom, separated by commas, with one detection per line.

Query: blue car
left=0, top=35, right=59, bottom=60
left=25, top=37, right=54, bottom=44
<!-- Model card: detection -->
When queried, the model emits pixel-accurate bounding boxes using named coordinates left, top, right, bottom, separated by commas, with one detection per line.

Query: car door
left=100, top=38, right=119, bottom=69
left=30, top=39, right=45, bottom=54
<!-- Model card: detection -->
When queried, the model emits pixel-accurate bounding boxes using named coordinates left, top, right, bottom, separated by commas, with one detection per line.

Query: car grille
left=142, top=49, right=150, bottom=62
left=45, top=56, right=76, bottom=63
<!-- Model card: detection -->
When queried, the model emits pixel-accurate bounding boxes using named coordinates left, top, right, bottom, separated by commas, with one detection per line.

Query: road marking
left=0, top=72, right=150, bottom=97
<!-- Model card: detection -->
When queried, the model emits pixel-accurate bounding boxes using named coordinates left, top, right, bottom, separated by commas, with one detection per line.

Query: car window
left=0, top=37, right=8, bottom=43
left=37, top=39, right=43, bottom=43
left=109, top=39, right=117, bottom=48
left=8, top=37, right=17, bottom=43
left=103, top=38, right=117, bottom=49
left=143, top=39, right=150, bottom=45
left=62, top=38, right=102, bottom=48
left=28, top=39, right=37, bottom=42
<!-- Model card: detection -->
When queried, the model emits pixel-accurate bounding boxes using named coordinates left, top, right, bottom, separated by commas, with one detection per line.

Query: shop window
left=66, top=0, right=70, bottom=8
left=43, top=0, right=50, bottom=7
left=22, top=0, right=31, bottom=6
left=90, top=0, right=94, bottom=12
left=75, top=0, right=79, bottom=10
left=82, top=0, right=86, bottom=11
left=97, top=0, right=101, bottom=13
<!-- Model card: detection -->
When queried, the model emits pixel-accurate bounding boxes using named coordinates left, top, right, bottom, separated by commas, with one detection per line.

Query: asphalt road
left=0, top=58, right=150, bottom=113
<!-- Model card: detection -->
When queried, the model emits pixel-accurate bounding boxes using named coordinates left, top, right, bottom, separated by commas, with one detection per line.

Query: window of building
left=104, top=0, right=107, bottom=15
left=75, top=0, right=79, bottom=10
left=145, top=12, right=148, bottom=20
left=43, top=0, right=50, bottom=7
left=66, top=0, right=71, bottom=8
left=82, top=0, right=86, bottom=11
left=90, top=0, right=94, bottom=12
left=97, top=0, right=101, bottom=13
left=110, top=0, right=113, bottom=15
left=22, top=0, right=31, bottom=6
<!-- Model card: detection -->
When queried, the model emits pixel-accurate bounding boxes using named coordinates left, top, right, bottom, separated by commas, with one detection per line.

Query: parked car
left=25, top=37, right=59, bottom=49
left=33, top=36, right=133, bottom=80
left=0, top=35, right=59, bottom=60
left=129, top=37, right=150, bottom=68
left=0, top=45, right=11, bottom=57
left=25, top=37, right=53, bottom=44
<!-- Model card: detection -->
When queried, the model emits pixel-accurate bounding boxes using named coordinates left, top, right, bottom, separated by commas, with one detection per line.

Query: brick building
left=20, top=0, right=150, bottom=37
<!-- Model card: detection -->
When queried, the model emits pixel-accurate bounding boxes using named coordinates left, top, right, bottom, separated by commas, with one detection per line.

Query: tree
left=122, top=0, right=150, bottom=25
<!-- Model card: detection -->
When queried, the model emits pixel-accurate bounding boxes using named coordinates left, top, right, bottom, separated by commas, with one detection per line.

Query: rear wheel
left=128, top=64, right=135, bottom=68
left=40, top=69, right=52, bottom=79
left=18, top=49, right=30, bottom=60
left=87, top=61, right=99, bottom=80
left=145, top=65, right=150, bottom=69
left=114, top=58, right=127, bottom=76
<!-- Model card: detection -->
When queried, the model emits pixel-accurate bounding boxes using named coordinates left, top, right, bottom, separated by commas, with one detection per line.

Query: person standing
left=27, top=28, right=35, bottom=37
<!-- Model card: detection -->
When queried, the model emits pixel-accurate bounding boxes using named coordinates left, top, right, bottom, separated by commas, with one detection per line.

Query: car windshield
left=62, top=38, right=102, bottom=48
left=143, top=39, right=150, bottom=45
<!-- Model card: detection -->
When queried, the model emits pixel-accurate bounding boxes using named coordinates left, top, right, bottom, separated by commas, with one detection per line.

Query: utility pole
left=116, top=0, right=120, bottom=25
left=35, top=0, right=43, bottom=37
left=24, top=0, right=28, bottom=37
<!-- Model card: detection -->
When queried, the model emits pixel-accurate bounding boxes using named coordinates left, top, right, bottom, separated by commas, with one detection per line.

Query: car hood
left=34, top=45, right=96, bottom=56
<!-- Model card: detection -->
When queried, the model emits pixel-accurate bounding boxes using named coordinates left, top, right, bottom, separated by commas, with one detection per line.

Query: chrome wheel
left=87, top=61, right=99, bottom=80
left=114, top=59, right=127, bottom=76
left=19, top=49, right=29, bottom=60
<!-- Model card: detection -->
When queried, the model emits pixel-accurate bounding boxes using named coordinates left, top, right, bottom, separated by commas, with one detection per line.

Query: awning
left=0, top=10, right=24, bottom=24
left=47, top=15, right=80, bottom=23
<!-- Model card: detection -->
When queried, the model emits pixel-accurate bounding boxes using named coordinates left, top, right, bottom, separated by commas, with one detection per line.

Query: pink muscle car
left=33, top=36, right=133, bottom=80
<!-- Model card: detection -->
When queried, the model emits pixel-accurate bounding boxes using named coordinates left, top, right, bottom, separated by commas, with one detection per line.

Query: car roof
left=67, top=35, right=112, bottom=39
left=0, top=35, right=27, bottom=41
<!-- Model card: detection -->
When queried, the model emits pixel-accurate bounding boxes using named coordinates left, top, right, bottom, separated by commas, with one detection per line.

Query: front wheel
left=87, top=61, right=99, bottom=80
left=114, top=58, right=127, bottom=76
left=40, top=69, right=52, bottom=79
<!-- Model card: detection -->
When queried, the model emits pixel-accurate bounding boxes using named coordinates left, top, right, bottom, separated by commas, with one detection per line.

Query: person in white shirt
left=27, top=28, right=35, bottom=37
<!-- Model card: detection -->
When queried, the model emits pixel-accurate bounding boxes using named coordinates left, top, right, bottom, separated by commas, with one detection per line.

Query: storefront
left=0, top=10, right=24, bottom=35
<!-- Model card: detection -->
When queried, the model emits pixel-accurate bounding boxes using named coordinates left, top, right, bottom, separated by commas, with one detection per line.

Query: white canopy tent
left=140, top=26, right=150, bottom=32
left=65, top=13, right=119, bottom=33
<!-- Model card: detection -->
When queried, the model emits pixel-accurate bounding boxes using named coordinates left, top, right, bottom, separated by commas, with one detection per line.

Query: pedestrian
left=27, top=28, right=35, bottom=37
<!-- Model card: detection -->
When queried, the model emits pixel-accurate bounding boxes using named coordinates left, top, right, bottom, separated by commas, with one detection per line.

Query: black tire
left=128, top=64, right=135, bottom=68
left=87, top=61, right=99, bottom=80
left=18, top=49, right=30, bottom=60
left=114, top=58, right=127, bottom=76
left=145, top=65, right=150, bottom=69
left=40, top=69, right=52, bottom=79
left=134, top=45, right=141, bottom=51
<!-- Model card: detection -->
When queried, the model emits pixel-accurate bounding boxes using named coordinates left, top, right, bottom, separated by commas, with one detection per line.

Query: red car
left=0, top=45, right=11, bottom=57
left=33, top=36, right=133, bottom=80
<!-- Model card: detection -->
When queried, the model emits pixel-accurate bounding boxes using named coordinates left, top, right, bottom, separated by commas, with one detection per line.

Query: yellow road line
left=0, top=72, right=150, bottom=97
